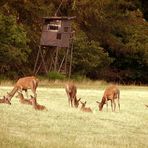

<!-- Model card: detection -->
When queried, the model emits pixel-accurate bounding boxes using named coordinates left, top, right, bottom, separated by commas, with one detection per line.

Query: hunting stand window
left=47, top=24, right=59, bottom=31
left=57, top=33, right=61, bottom=40
left=64, top=27, right=69, bottom=32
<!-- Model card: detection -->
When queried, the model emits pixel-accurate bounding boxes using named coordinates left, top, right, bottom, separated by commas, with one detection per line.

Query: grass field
left=0, top=83, right=148, bottom=148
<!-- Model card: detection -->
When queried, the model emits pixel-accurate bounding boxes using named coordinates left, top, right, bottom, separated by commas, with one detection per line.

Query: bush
left=47, top=71, right=66, bottom=80
left=71, top=74, right=89, bottom=82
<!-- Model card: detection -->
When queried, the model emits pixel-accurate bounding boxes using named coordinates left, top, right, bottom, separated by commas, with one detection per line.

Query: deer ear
left=30, top=95, right=34, bottom=98
left=78, top=98, right=81, bottom=102
left=96, top=101, right=100, bottom=104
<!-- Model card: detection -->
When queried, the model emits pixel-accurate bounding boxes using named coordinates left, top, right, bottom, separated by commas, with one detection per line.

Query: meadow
left=0, top=82, right=148, bottom=148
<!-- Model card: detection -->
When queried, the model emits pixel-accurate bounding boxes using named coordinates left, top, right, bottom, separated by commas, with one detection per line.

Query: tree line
left=0, top=0, right=148, bottom=84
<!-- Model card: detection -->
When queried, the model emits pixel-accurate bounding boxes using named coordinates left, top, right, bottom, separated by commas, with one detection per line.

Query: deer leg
left=117, top=98, right=120, bottom=111
left=72, top=98, right=76, bottom=108
left=106, top=98, right=108, bottom=112
left=111, top=100, right=113, bottom=112
left=31, top=88, right=37, bottom=98
left=67, top=94, right=71, bottom=107
left=71, top=98, right=74, bottom=107
left=34, top=92, right=37, bottom=98
left=25, top=90, right=29, bottom=99
left=69, top=98, right=72, bottom=107
left=113, top=100, right=116, bottom=111
left=68, top=98, right=70, bottom=107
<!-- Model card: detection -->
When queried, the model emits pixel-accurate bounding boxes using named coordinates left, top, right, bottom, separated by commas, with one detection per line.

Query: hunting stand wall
left=33, top=16, right=75, bottom=77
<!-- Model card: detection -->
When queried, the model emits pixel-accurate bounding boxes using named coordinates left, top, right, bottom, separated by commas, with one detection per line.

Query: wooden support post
left=68, top=42, right=73, bottom=78
left=65, top=47, right=69, bottom=74
left=54, top=47, right=59, bottom=72
left=33, top=46, right=40, bottom=74
left=58, top=55, right=66, bottom=73
left=39, top=46, right=48, bottom=74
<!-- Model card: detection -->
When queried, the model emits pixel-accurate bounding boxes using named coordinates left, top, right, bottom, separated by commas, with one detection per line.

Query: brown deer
left=65, top=83, right=81, bottom=108
left=30, top=96, right=47, bottom=111
left=6, top=76, right=39, bottom=102
left=96, top=85, right=120, bottom=112
left=79, top=101, right=92, bottom=113
left=0, top=96, right=11, bottom=105
left=16, top=92, right=32, bottom=105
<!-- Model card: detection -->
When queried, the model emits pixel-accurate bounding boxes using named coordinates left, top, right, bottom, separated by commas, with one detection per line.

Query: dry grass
left=0, top=84, right=148, bottom=148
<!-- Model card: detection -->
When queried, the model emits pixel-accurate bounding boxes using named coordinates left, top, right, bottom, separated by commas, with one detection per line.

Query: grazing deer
left=30, top=96, right=47, bottom=111
left=0, top=96, right=11, bottom=105
left=16, top=92, right=32, bottom=105
left=6, top=76, right=39, bottom=101
left=96, top=85, right=120, bottom=112
left=79, top=101, right=92, bottom=113
left=65, top=83, right=81, bottom=108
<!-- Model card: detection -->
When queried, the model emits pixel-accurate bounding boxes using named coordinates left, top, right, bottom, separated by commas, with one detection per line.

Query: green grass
left=0, top=85, right=148, bottom=148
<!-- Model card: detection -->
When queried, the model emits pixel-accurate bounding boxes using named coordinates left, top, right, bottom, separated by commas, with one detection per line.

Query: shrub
left=47, top=71, right=65, bottom=80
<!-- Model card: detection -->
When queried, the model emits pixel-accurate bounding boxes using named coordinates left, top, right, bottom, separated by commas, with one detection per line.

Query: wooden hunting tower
left=34, top=16, right=75, bottom=77
left=40, top=17, right=75, bottom=48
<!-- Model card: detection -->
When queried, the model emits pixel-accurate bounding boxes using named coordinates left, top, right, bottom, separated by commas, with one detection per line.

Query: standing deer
left=0, top=96, right=11, bottom=105
left=6, top=76, right=39, bottom=102
left=65, top=83, right=81, bottom=108
left=16, top=92, right=32, bottom=105
left=79, top=101, right=92, bottom=113
left=30, top=96, right=47, bottom=111
left=96, top=85, right=120, bottom=112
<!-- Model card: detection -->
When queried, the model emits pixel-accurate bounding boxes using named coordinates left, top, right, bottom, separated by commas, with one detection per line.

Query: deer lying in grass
left=65, top=83, right=81, bottom=108
left=6, top=76, right=39, bottom=102
left=0, top=96, right=11, bottom=105
left=79, top=101, right=92, bottom=113
left=16, top=92, right=32, bottom=105
left=30, top=96, right=47, bottom=111
left=96, top=85, right=120, bottom=112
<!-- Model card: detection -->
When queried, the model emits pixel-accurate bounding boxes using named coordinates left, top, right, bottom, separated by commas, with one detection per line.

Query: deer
left=16, top=92, right=32, bottom=105
left=79, top=101, right=92, bottom=113
left=29, top=95, right=47, bottom=111
left=0, top=96, right=11, bottom=105
left=6, top=76, right=39, bottom=102
left=96, top=85, right=120, bottom=112
left=65, top=83, right=81, bottom=108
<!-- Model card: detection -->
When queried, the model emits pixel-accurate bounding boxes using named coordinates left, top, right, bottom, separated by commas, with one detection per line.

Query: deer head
left=80, top=101, right=87, bottom=109
left=96, top=101, right=103, bottom=111
left=74, top=98, right=81, bottom=108
left=3, top=96, right=11, bottom=105
left=30, top=95, right=37, bottom=104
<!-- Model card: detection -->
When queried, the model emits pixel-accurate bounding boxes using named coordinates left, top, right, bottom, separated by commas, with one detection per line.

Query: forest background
left=0, top=0, right=148, bottom=84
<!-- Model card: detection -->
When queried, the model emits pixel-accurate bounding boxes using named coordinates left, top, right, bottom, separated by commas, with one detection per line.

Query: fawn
left=79, top=101, right=92, bottom=113
left=0, top=96, right=11, bottom=105
left=30, top=96, right=47, bottom=111
left=16, top=92, right=32, bottom=105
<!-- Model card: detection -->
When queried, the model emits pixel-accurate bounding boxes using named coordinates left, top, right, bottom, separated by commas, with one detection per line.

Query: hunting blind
left=34, top=16, right=75, bottom=77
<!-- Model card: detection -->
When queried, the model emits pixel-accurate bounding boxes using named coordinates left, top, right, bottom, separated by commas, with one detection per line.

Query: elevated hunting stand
left=33, top=16, right=75, bottom=77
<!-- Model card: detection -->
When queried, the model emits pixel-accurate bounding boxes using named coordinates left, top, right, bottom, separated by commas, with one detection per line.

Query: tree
left=0, top=14, right=30, bottom=78
left=72, top=31, right=112, bottom=79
